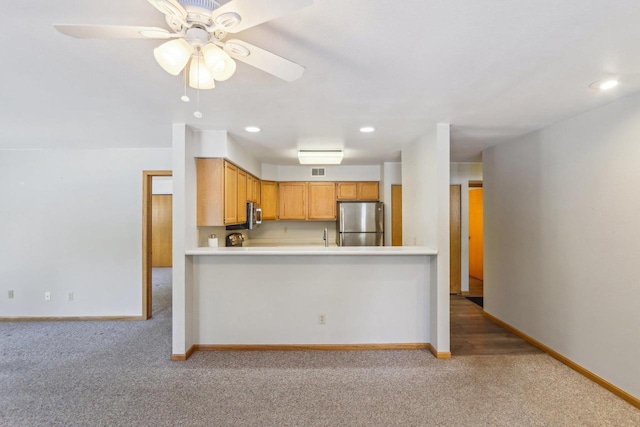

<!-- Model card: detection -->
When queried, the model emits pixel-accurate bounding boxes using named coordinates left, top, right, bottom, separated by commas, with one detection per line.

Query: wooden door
left=224, top=162, right=238, bottom=224
left=357, top=182, right=379, bottom=200
left=391, top=185, right=402, bottom=246
left=237, top=169, right=247, bottom=223
left=151, top=195, right=172, bottom=267
left=336, top=182, right=357, bottom=200
left=260, top=181, right=278, bottom=220
left=279, top=182, right=308, bottom=220
left=450, top=185, right=461, bottom=293
left=308, top=182, right=336, bottom=220
left=469, top=188, right=484, bottom=280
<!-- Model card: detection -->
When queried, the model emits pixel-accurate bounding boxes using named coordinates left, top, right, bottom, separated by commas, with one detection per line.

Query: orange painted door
left=151, top=195, right=172, bottom=267
left=469, top=188, right=483, bottom=280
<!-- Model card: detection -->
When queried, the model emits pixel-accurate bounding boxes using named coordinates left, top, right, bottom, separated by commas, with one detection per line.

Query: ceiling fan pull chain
left=181, top=68, right=190, bottom=102
left=194, top=49, right=203, bottom=118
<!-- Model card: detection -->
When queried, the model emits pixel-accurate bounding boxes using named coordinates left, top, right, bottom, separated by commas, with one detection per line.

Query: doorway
left=142, top=170, right=172, bottom=320
left=468, top=182, right=483, bottom=296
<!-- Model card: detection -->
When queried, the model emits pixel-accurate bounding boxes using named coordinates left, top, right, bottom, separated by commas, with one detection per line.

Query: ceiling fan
left=55, top=0, right=313, bottom=91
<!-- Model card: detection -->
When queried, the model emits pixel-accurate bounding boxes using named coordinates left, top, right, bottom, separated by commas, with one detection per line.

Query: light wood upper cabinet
left=336, top=181, right=380, bottom=201
left=260, top=181, right=278, bottom=220
left=279, top=182, right=308, bottom=220
left=247, top=174, right=261, bottom=203
left=308, top=182, right=336, bottom=220
left=336, top=182, right=357, bottom=200
left=196, top=158, right=225, bottom=226
left=237, top=169, right=247, bottom=223
left=357, top=182, right=380, bottom=200
left=224, top=161, right=238, bottom=225
left=196, top=158, right=251, bottom=226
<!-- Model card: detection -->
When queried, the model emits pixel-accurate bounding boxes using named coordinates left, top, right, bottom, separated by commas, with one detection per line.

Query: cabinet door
left=260, top=181, right=278, bottom=220
left=224, top=162, right=238, bottom=224
left=308, top=182, right=336, bottom=220
left=196, top=158, right=225, bottom=226
left=247, top=175, right=255, bottom=203
left=336, top=182, right=357, bottom=200
left=357, top=182, right=379, bottom=200
left=279, top=182, right=308, bottom=220
left=237, top=169, right=247, bottom=223
left=255, top=178, right=261, bottom=205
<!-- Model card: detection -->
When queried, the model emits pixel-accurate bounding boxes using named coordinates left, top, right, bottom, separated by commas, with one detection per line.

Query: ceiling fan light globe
left=202, top=43, right=236, bottom=81
left=212, top=58, right=236, bottom=81
left=154, top=39, right=193, bottom=75
left=188, top=55, right=216, bottom=89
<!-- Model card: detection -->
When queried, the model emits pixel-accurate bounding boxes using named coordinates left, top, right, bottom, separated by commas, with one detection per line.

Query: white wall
left=401, top=124, right=450, bottom=353
left=381, top=162, right=402, bottom=246
left=152, top=176, right=173, bottom=195
left=261, top=164, right=380, bottom=182
left=0, top=148, right=171, bottom=317
left=450, top=162, right=483, bottom=291
left=483, top=93, right=640, bottom=399
left=194, top=130, right=261, bottom=177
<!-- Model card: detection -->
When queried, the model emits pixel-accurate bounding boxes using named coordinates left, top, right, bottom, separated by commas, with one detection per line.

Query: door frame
left=391, top=185, right=403, bottom=246
left=450, top=185, right=462, bottom=294
left=142, top=170, right=172, bottom=320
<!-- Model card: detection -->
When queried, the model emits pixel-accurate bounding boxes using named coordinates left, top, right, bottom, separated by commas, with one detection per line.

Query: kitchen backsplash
left=248, top=221, right=336, bottom=244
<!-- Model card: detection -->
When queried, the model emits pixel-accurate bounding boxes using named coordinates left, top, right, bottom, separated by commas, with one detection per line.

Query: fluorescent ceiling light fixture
left=298, top=150, right=344, bottom=165
left=590, top=79, right=619, bottom=90
left=245, top=126, right=261, bottom=133
left=360, top=126, right=375, bottom=133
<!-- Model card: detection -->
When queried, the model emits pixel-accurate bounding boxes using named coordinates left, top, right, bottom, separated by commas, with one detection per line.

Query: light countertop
left=186, top=246, right=438, bottom=256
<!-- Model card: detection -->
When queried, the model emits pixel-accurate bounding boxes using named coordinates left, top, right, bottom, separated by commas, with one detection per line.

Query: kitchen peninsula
left=171, top=125, right=451, bottom=362
left=179, top=245, right=443, bottom=359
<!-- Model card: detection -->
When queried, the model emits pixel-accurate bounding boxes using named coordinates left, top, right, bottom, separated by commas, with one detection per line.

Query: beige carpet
left=0, top=268, right=638, bottom=426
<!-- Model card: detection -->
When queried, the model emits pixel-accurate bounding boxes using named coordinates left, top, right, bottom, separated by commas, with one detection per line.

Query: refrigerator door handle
left=340, top=206, right=345, bottom=233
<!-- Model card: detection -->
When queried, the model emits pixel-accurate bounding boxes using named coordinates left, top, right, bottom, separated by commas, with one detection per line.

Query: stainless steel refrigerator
left=336, top=201, right=384, bottom=246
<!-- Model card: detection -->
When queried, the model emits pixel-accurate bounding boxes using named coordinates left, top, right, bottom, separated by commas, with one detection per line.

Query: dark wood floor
left=450, top=295, right=542, bottom=356
left=461, top=276, right=484, bottom=297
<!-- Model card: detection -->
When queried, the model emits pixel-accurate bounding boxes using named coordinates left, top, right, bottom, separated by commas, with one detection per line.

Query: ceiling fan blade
left=225, top=39, right=305, bottom=82
left=54, top=25, right=174, bottom=39
left=212, top=0, right=313, bottom=33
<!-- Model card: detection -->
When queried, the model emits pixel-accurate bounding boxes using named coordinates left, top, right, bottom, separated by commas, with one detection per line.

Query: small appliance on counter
left=336, top=201, right=384, bottom=246
left=225, top=233, right=245, bottom=247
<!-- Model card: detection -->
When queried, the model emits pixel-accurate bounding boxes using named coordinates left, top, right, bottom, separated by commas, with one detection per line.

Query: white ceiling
left=3, top=0, right=640, bottom=164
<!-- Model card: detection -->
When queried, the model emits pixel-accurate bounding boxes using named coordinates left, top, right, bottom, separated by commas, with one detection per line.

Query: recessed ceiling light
left=590, top=79, right=619, bottom=91
left=245, top=126, right=261, bottom=133
left=360, top=126, right=375, bottom=133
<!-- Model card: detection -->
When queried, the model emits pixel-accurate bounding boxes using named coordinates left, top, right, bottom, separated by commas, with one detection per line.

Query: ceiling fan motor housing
left=180, top=0, right=217, bottom=25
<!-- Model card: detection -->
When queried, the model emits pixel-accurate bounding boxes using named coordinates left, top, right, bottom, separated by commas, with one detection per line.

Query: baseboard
left=0, top=316, right=145, bottom=322
left=483, top=311, right=640, bottom=410
left=195, top=343, right=430, bottom=352
left=426, top=343, right=452, bottom=359
left=171, top=345, right=195, bottom=361
left=171, top=343, right=432, bottom=360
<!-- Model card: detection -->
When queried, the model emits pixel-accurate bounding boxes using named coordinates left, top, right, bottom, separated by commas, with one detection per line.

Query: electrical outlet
left=44, top=291, right=51, bottom=301
left=68, top=292, right=74, bottom=302
left=319, top=314, right=326, bottom=324
left=8, top=290, right=14, bottom=299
